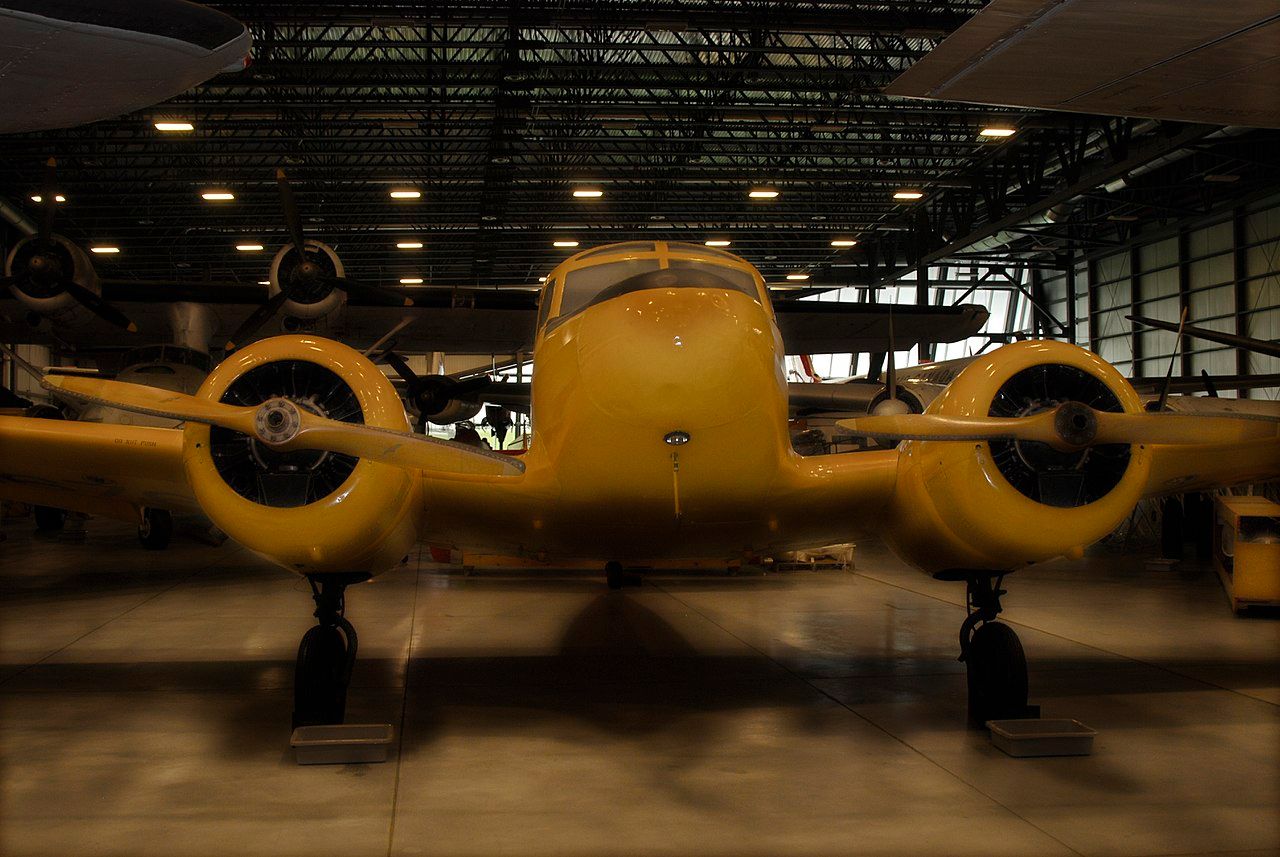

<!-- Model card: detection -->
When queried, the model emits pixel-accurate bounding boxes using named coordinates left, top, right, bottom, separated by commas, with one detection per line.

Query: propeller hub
left=255, top=397, right=303, bottom=445
left=25, top=252, right=59, bottom=282
left=1053, top=401, right=1097, bottom=448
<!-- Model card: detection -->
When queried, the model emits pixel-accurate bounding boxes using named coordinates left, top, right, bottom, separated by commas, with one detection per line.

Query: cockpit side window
left=536, top=280, right=555, bottom=331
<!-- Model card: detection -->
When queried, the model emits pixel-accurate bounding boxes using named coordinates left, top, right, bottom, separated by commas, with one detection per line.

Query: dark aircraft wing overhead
left=0, top=0, right=250, bottom=133
left=884, top=0, right=1280, bottom=129
left=4, top=286, right=988, bottom=356
left=773, top=302, right=988, bottom=355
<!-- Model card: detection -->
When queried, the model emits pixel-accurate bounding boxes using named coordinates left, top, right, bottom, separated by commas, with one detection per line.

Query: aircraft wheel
left=137, top=508, right=173, bottom=550
left=605, top=561, right=624, bottom=590
left=33, top=506, right=65, bottom=533
left=292, top=624, right=350, bottom=729
left=966, top=622, right=1028, bottom=726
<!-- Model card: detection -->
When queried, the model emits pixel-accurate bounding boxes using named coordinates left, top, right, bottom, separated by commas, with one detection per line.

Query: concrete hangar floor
left=0, top=519, right=1275, bottom=857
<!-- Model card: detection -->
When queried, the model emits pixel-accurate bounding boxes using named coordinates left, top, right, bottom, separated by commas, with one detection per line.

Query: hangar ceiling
left=0, top=0, right=1276, bottom=301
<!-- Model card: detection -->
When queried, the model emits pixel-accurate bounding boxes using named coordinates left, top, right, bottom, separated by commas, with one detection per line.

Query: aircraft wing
left=1143, top=397, right=1280, bottom=496
left=773, top=302, right=988, bottom=355
left=0, top=417, right=198, bottom=521
left=884, top=0, right=1280, bottom=129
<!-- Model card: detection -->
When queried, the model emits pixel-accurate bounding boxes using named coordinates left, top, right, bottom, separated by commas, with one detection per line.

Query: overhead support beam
left=871, top=124, right=1218, bottom=288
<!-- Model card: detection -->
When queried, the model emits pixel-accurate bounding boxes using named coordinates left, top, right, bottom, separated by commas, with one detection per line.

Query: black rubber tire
left=292, top=625, right=350, bottom=729
left=137, top=508, right=173, bottom=550
left=1160, top=496, right=1184, bottom=560
left=33, top=506, right=65, bottom=533
left=966, top=622, right=1029, bottom=726
left=605, top=561, right=624, bottom=590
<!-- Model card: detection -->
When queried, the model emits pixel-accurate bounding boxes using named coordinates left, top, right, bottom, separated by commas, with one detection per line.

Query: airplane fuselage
left=422, top=280, right=896, bottom=562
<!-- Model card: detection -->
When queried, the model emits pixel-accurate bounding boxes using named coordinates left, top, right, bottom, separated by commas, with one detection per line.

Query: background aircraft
left=2, top=241, right=1276, bottom=731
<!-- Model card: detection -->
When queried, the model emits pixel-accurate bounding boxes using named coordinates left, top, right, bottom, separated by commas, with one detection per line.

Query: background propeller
left=378, top=349, right=494, bottom=425
left=1, top=157, right=137, bottom=332
left=225, top=168, right=414, bottom=350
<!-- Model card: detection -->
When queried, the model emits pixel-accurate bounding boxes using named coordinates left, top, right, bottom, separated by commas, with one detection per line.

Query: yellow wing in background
left=0, top=416, right=197, bottom=522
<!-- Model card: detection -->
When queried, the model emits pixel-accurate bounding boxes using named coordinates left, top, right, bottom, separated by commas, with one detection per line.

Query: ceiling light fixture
left=553, top=240, right=579, bottom=248
left=236, top=243, right=264, bottom=252
left=786, top=273, right=810, bottom=281
left=90, top=246, right=120, bottom=254
left=399, top=277, right=424, bottom=284
left=704, top=240, right=731, bottom=247
left=396, top=241, right=423, bottom=249
left=538, top=276, right=548, bottom=282
left=258, top=280, right=270, bottom=286
left=748, top=188, right=779, bottom=199
left=153, top=121, right=194, bottom=132
left=979, top=126, right=1016, bottom=138
left=201, top=191, right=234, bottom=201
left=30, top=195, right=66, bottom=203
left=389, top=189, right=421, bottom=199
left=893, top=190, right=924, bottom=200
left=830, top=239, right=858, bottom=247
left=572, top=189, right=604, bottom=199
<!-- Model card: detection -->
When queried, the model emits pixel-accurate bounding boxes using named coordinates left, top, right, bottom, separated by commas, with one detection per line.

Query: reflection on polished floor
left=1, top=518, right=1277, bottom=857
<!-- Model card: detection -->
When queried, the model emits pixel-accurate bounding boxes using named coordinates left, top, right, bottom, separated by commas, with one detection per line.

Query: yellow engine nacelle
left=183, top=335, right=423, bottom=576
left=883, top=340, right=1152, bottom=574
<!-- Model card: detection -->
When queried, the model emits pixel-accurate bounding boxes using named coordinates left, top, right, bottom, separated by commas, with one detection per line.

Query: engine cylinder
left=883, top=340, right=1151, bottom=573
left=183, top=335, right=422, bottom=575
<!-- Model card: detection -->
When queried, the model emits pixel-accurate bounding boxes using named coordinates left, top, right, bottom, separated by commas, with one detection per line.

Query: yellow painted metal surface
left=184, top=336, right=425, bottom=575
left=2, top=242, right=1279, bottom=580
left=1214, top=495, right=1280, bottom=612
left=0, top=416, right=194, bottom=521
left=881, top=340, right=1154, bottom=573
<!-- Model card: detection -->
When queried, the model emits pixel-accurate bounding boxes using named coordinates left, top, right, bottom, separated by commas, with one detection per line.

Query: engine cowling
left=269, top=239, right=346, bottom=324
left=4, top=234, right=101, bottom=326
left=183, top=335, right=423, bottom=575
left=883, top=340, right=1152, bottom=574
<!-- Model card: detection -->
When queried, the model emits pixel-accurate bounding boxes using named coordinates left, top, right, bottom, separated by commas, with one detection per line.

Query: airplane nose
left=575, top=286, right=779, bottom=430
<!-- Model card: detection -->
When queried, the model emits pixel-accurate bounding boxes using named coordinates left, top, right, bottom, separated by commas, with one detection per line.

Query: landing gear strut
left=955, top=573, right=1035, bottom=726
left=292, top=574, right=364, bottom=729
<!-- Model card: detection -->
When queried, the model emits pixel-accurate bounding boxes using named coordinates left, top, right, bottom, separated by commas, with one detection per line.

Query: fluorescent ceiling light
left=572, top=189, right=604, bottom=198
left=785, top=273, right=810, bottom=281
left=389, top=189, right=421, bottom=199
left=399, top=277, right=424, bottom=284
left=201, top=191, right=234, bottom=201
left=553, top=240, right=579, bottom=248
left=704, top=240, right=731, bottom=247
left=30, top=195, right=66, bottom=203
left=257, top=280, right=270, bottom=285
left=396, top=241, right=424, bottom=249
left=538, top=276, right=547, bottom=282
left=235, top=243, right=264, bottom=252
left=153, top=121, right=194, bottom=132
left=979, top=126, right=1016, bottom=138
left=893, top=190, right=924, bottom=200
left=90, top=246, right=119, bottom=254
left=748, top=189, right=779, bottom=199
left=830, top=239, right=858, bottom=247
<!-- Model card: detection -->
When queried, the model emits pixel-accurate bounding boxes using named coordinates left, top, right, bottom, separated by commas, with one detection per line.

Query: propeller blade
left=839, top=404, right=1279, bottom=450
left=61, top=280, right=137, bottom=332
left=1154, top=306, right=1188, bottom=412
left=331, top=276, right=415, bottom=307
left=43, top=375, right=258, bottom=431
left=1201, top=369, right=1219, bottom=398
left=225, top=289, right=290, bottom=352
left=1128, top=314, right=1280, bottom=360
left=42, top=374, right=524, bottom=478
left=380, top=349, right=420, bottom=386
left=275, top=167, right=309, bottom=258
left=886, top=306, right=897, bottom=402
left=37, top=157, right=58, bottom=249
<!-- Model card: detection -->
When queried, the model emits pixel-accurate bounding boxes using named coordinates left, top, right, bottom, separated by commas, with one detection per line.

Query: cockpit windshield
left=544, top=242, right=764, bottom=331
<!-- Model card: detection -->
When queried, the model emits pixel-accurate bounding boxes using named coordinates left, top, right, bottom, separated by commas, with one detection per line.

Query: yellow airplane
left=3, top=240, right=1278, bottom=728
